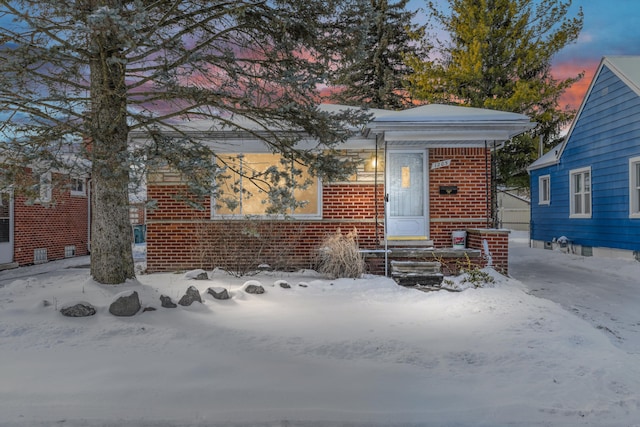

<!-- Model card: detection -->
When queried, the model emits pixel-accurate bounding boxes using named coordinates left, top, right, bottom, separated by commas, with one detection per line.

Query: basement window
left=64, top=245, right=76, bottom=258
left=34, top=248, right=48, bottom=264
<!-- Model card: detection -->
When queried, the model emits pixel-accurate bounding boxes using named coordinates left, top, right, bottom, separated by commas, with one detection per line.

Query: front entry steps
left=391, top=260, right=444, bottom=290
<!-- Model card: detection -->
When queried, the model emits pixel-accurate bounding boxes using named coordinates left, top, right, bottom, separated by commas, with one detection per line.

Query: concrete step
left=390, top=260, right=444, bottom=287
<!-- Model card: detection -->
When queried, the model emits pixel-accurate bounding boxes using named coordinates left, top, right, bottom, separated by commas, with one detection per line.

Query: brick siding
left=12, top=173, right=90, bottom=265
left=146, top=147, right=510, bottom=274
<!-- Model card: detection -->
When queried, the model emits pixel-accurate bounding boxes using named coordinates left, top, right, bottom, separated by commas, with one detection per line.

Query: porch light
left=364, top=153, right=383, bottom=172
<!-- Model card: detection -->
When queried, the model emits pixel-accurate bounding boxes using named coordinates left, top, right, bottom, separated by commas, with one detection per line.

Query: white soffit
left=365, top=104, right=535, bottom=143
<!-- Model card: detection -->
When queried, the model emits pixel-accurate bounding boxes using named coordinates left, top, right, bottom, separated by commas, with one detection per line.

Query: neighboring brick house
left=0, top=169, right=90, bottom=269
left=139, top=104, right=534, bottom=275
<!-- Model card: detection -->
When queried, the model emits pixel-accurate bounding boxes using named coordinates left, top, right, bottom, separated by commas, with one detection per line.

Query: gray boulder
left=109, top=291, right=141, bottom=317
left=195, top=271, right=209, bottom=280
left=179, top=285, right=203, bottom=306
left=245, top=284, right=265, bottom=294
left=160, top=295, right=177, bottom=308
left=275, top=280, right=291, bottom=289
left=207, top=287, right=230, bottom=300
left=60, top=302, right=96, bottom=317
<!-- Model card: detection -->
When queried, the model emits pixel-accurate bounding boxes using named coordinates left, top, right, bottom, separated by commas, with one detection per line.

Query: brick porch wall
left=466, top=228, right=510, bottom=274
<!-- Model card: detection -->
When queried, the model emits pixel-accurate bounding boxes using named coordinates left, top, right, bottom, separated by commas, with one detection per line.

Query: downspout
left=374, top=134, right=380, bottom=243
left=383, top=135, right=388, bottom=277
left=87, top=178, right=91, bottom=254
left=485, top=140, right=490, bottom=228
left=492, top=140, right=498, bottom=228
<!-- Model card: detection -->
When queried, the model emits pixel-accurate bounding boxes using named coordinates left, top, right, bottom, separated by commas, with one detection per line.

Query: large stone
left=60, top=302, right=96, bottom=317
left=184, top=269, right=209, bottom=280
left=244, top=284, right=265, bottom=294
left=275, top=280, right=291, bottom=289
left=178, top=285, right=203, bottom=306
left=160, top=295, right=177, bottom=308
left=207, top=287, right=230, bottom=300
left=109, top=291, right=141, bottom=317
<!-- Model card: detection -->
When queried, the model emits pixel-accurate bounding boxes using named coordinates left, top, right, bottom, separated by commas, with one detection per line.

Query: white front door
left=386, top=150, right=428, bottom=238
left=0, top=191, right=13, bottom=264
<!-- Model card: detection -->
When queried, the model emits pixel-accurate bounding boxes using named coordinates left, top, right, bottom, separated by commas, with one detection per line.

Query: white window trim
left=629, top=156, right=640, bottom=218
left=211, top=154, right=323, bottom=220
left=538, top=174, right=550, bottom=205
left=70, top=176, right=87, bottom=197
left=35, top=172, right=52, bottom=204
left=569, top=166, right=592, bottom=219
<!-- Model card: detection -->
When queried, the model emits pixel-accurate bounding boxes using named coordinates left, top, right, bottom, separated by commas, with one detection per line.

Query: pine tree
left=407, top=0, right=583, bottom=188
left=0, top=0, right=367, bottom=284
left=330, top=0, right=428, bottom=110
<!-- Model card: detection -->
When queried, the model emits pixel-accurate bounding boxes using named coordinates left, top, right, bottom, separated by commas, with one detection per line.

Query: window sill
left=211, top=215, right=323, bottom=221
left=569, top=214, right=591, bottom=219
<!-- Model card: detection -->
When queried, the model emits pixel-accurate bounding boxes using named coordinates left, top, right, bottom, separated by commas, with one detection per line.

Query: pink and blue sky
left=2, top=1, right=637, bottom=113
left=411, top=0, right=640, bottom=111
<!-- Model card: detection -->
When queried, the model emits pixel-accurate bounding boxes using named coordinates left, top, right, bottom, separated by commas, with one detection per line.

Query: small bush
left=316, top=228, right=365, bottom=279
left=460, top=268, right=495, bottom=288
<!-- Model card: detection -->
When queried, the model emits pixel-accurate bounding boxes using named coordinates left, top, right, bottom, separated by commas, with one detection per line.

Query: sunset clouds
left=411, top=0, right=640, bottom=112
left=549, top=0, right=640, bottom=110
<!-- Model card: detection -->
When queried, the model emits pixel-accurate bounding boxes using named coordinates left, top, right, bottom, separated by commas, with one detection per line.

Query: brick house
left=140, top=104, right=534, bottom=275
left=0, top=170, right=90, bottom=269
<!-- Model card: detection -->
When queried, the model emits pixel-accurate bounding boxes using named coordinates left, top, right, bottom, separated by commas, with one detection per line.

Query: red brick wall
left=12, top=176, right=90, bottom=265
left=466, top=228, right=510, bottom=274
left=429, top=148, right=492, bottom=246
left=146, top=183, right=383, bottom=272
left=146, top=147, right=506, bottom=274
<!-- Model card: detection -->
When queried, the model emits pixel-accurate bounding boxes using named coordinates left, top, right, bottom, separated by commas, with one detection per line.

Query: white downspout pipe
left=383, top=134, right=388, bottom=277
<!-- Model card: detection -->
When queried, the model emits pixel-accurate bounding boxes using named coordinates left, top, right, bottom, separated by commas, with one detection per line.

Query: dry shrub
left=317, top=228, right=365, bottom=279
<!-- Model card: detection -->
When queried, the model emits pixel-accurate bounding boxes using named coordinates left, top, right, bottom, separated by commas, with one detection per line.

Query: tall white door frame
left=385, top=148, right=429, bottom=239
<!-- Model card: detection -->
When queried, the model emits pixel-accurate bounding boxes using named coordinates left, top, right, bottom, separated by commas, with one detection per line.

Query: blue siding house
left=528, top=56, right=640, bottom=260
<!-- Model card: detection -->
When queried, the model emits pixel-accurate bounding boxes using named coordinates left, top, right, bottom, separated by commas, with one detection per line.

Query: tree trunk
left=88, top=3, right=136, bottom=284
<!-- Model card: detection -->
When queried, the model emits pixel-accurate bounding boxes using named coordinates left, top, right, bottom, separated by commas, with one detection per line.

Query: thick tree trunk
left=88, top=6, right=136, bottom=284
left=90, top=148, right=136, bottom=284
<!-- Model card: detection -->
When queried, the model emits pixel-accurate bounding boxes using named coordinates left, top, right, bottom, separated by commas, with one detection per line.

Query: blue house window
left=538, top=175, right=550, bottom=205
left=570, top=167, right=591, bottom=218
left=630, top=156, right=640, bottom=218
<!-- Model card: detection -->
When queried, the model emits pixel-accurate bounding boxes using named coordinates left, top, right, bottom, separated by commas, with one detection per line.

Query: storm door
left=0, top=191, right=13, bottom=264
left=386, top=150, right=428, bottom=238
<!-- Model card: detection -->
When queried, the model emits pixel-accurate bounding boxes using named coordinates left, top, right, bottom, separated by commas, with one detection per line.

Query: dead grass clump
left=317, top=228, right=365, bottom=279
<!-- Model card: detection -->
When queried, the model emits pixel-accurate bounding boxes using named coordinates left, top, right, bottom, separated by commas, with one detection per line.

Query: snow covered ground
left=1, top=235, right=640, bottom=426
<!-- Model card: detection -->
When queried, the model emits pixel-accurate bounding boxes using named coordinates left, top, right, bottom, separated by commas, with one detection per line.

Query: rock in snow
left=243, top=280, right=265, bottom=294
left=184, top=269, right=209, bottom=280
left=109, top=291, right=141, bottom=317
left=160, top=295, right=177, bottom=308
left=275, top=280, right=291, bottom=289
left=207, top=287, right=231, bottom=300
left=60, top=302, right=96, bottom=317
left=178, top=286, right=203, bottom=306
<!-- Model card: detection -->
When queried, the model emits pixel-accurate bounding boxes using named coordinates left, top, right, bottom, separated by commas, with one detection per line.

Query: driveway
left=509, top=232, right=640, bottom=355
